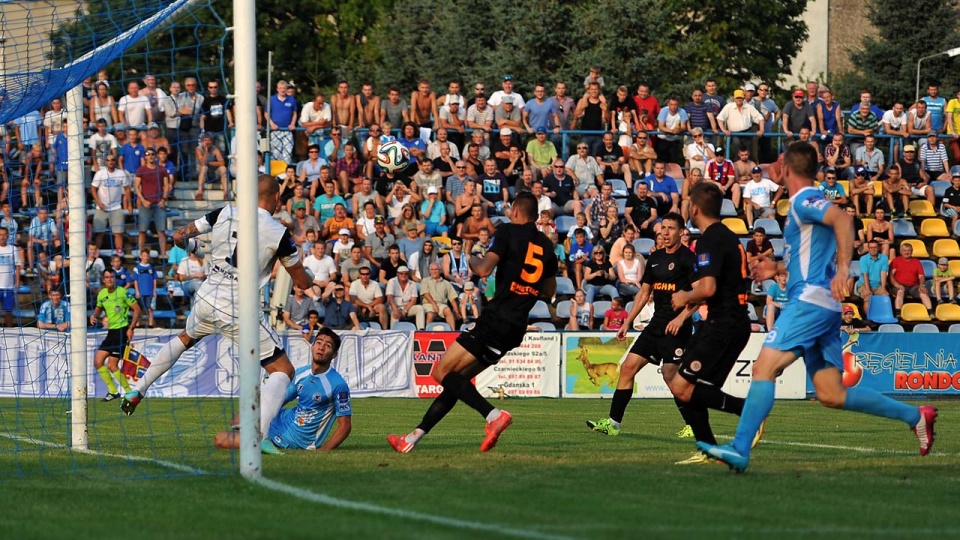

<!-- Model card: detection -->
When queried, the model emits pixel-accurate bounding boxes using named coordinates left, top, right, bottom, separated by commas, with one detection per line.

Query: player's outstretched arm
left=469, top=252, right=500, bottom=278
left=821, top=204, right=853, bottom=300
left=320, top=416, right=352, bottom=451
left=171, top=221, right=201, bottom=251
left=285, top=261, right=319, bottom=293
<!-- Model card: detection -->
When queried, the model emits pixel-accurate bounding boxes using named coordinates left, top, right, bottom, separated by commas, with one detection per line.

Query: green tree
left=834, top=0, right=960, bottom=107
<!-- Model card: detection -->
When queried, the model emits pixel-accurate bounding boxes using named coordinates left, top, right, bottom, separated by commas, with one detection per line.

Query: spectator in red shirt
left=602, top=296, right=627, bottom=331
left=889, top=242, right=932, bottom=313
left=705, top=147, right=740, bottom=209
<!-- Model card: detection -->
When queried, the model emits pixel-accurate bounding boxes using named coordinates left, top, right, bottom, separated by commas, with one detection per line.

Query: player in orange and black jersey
left=388, top=191, right=558, bottom=454
left=666, top=182, right=757, bottom=462
left=585, top=213, right=702, bottom=443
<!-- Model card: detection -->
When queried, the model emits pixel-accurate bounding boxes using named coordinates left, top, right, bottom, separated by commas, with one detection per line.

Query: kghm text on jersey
left=509, top=282, right=539, bottom=296
left=652, top=282, right=676, bottom=291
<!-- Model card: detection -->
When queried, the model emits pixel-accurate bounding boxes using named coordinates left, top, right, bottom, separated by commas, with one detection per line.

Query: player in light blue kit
left=698, top=142, right=937, bottom=472
left=217, top=327, right=352, bottom=452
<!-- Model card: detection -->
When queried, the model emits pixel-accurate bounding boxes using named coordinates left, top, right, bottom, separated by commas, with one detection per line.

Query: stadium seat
left=949, top=323, right=960, bottom=333
left=555, top=215, right=577, bottom=237
left=932, top=180, right=950, bottom=198
left=936, top=303, right=960, bottom=322
left=432, top=236, right=452, bottom=254
left=555, top=276, right=576, bottom=296
left=951, top=260, right=960, bottom=276
left=427, top=322, right=452, bottom=332
left=532, top=322, right=557, bottom=331
left=722, top=217, right=749, bottom=235
left=837, top=180, right=850, bottom=196
left=849, top=260, right=861, bottom=279
left=665, top=162, right=684, bottom=180
left=460, top=322, right=476, bottom=331
left=754, top=218, right=782, bottom=236
left=593, top=300, right=611, bottom=319
left=933, top=239, right=960, bottom=258
left=616, top=198, right=627, bottom=215
left=740, top=238, right=750, bottom=251
left=909, top=200, right=937, bottom=217
left=900, top=239, right=929, bottom=258
left=956, top=220, right=960, bottom=237
left=720, top=198, right=738, bottom=217
left=362, top=321, right=382, bottom=330
left=153, top=288, right=178, bottom=327
left=920, top=259, right=936, bottom=279
left=770, top=238, right=785, bottom=258
left=776, top=199, right=790, bottom=217
left=269, top=160, right=287, bottom=177
left=912, top=323, right=939, bottom=333
left=555, top=300, right=572, bottom=321
left=866, top=295, right=898, bottom=324
left=873, top=181, right=884, bottom=198
left=529, top=300, right=552, bottom=320
left=391, top=321, right=417, bottom=332
left=842, top=303, right=862, bottom=319
left=632, top=238, right=655, bottom=256
left=745, top=303, right=759, bottom=321
left=891, top=219, right=917, bottom=238
left=878, top=323, right=905, bottom=333
left=491, top=216, right=511, bottom=226
left=920, top=218, right=949, bottom=238
left=900, top=303, right=931, bottom=322
left=607, top=178, right=628, bottom=198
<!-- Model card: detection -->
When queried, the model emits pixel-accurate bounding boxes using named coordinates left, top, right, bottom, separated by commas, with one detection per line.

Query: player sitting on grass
left=699, top=141, right=937, bottom=472
left=216, top=328, right=352, bottom=451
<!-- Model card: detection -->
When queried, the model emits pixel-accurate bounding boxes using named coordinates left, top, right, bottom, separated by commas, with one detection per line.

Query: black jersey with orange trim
left=484, top=222, right=558, bottom=324
left=694, top=221, right=748, bottom=320
left=641, top=246, right=698, bottom=328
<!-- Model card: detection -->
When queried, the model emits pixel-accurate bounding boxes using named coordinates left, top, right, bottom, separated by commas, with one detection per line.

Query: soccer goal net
left=0, top=0, right=237, bottom=479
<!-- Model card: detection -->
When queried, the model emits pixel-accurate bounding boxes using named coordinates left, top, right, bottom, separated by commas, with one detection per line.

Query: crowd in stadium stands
left=4, top=65, right=960, bottom=333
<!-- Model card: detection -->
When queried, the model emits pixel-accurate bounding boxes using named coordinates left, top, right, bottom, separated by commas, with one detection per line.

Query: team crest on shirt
left=802, top=195, right=829, bottom=210
left=675, top=348, right=684, bottom=357
left=697, top=253, right=710, bottom=268
left=690, top=360, right=702, bottom=372
left=312, top=393, right=321, bottom=404
left=668, top=262, right=675, bottom=271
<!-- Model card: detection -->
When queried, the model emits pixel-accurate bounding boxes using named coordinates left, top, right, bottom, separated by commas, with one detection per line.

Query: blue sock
left=732, top=380, right=775, bottom=455
left=844, top=387, right=920, bottom=427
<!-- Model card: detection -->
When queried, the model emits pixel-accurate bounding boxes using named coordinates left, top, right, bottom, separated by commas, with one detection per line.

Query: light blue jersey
left=268, top=365, right=351, bottom=450
left=783, top=186, right=840, bottom=311
left=768, top=185, right=843, bottom=373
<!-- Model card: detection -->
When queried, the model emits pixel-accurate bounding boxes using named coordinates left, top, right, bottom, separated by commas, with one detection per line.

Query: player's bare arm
left=469, top=252, right=500, bottom=278
left=319, top=416, right=352, bottom=451
left=665, top=303, right=698, bottom=336
left=821, top=204, right=853, bottom=300
left=617, top=283, right=652, bottom=341
left=672, top=275, right=715, bottom=311
left=171, top=221, right=201, bottom=249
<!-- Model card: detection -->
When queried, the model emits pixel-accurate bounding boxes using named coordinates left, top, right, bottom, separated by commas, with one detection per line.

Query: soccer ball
left=377, top=140, right=410, bottom=173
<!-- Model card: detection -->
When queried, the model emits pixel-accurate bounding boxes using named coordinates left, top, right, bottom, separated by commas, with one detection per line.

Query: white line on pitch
left=2, top=434, right=572, bottom=540
left=746, top=437, right=960, bottom=457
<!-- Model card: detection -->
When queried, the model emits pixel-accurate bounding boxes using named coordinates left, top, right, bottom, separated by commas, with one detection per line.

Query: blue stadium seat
left=555, top=300, right=572, bottom=321
left=866, top=295, right=898, bottom=324
left=555, top=276, right=576, bottom=296
left=912, top=323, right=939, bottom=333
left=721, top=199, right=738, bottom=217
left=891, top=219, right=917, bottom=238
left=607, top=179, right=628, bottom=198
left=532, top=322, right=557, bottom=331
left=593, top=300, right=611, bottom=319
left=745, top=303, right=759, bottom=321
left=616, top=198, right=627, bottom=216
left=932, top=180, right=950, bottom=198
left=529, top=300, right=552, bottom=320
left=555, top=215, right=578, bottom=237
left=754, top=218, right=782, bottom=236
left=632, top=238, right=655, bottom=256
left=949, top=323, right=960, bottom=333
left=391, top=321, right=417, bottom=332
left=849, top=260, right=861, bottom=279
left=878, top=323, right=905, bottom=333
left=921, top=259, right=936, bottom=279
left=770, top=238, right=785, bottom=258
left=361, top=321, right=382, bottom=330
left=426, top=322, right=451, bottom=332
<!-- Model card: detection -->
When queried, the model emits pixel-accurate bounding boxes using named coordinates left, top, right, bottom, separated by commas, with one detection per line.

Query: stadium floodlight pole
left=915, top=46, right=960, bottom=104
left=234, top=0, right=262, bottom=478
left=66, top=85, right=88, bottom=451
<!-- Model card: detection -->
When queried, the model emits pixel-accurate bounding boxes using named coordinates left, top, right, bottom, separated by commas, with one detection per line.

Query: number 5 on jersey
left=520, top=244, right=544, bottom=283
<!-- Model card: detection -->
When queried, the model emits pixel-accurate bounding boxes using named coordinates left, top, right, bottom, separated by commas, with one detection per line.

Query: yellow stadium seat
left=269, top=159, right=288, bottom=177
left=936, top=303, right=960, bottom=322
left=920, top=218, right=950, bottom=238
left=933, top=239, right=960, bottom=258
left=722, top=218, right=749, bottom=235
left=432, top=236, right=452, bottom=254
left=901, top=239, right=929, bottom=258
left=873, top=181, right=884, bottom=197
left=909, top=200, right=937, bottom=217
left=860, top=218, right=875, bottom=231
left=838, top=180, right=850, bottom=196
left=776, top=199, right=791, bottom=217
left=900, top=303, right=931, bottom=322
left=842, top=303, right=861, bottom=320
left=951, top=260, right=960, bottom=276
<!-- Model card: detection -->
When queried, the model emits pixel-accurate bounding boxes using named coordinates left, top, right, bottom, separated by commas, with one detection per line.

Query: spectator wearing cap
left=113, top=122, right=129, bottom=149
left=846, top=102, right=880, bottom=157
left=742, top=166, right=781, bottom=230
left=898, top=143, right=937, bottom=208
left=364, top=215, right=396, bottom=267
left=933, top=257, right=956, bottom=304
left=420, top=186, right=449, bottom=237
left=840, top=305, right=871, bottom=335
left=781, top=89, right=816, bottom=143
left=459, top=280, right=482, bottom=322
left=488, top=75, right=526, bottom=109
left=941, top=169, right=960, bottom=233
left=321, top=283, right=361, bottom=331
left=919, top=130, right=951, bottom=182
left=331, top=227, right=355, bottom=261
left=194, top=132, right=228, bottom=201
left=705, top=148, right=740, bottom=209
left=438, top=95, right=467, bottom=149
left=493, top=95, right=523, bottom=135
left=523, top=84, right=560, bottom=135
left=849, top=166, right=876, bottom=216
left=819, top=169, right=848, bottom=206
left=854, top=134, right=884, bottom=181
left=526, top=126, right=558, bottom=180
left=386, top=265, right=424, bottom=329
left=291, top=200, right=321, bottom=244
left=716, top=89, right=764, bottom=162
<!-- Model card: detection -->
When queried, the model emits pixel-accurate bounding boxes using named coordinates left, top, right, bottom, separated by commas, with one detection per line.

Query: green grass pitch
left=1, top=398, right=958, bottom=539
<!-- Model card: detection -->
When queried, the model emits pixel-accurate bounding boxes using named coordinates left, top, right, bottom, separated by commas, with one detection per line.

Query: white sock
left=610, top=419, right=622, bottom=429
left=405, top=428, right=425, bottom=445
left=260, top=372, right=291, bottom=439
left=135, top=337, right=188, bottom=394
left=486, top=409, right=501, bottom=423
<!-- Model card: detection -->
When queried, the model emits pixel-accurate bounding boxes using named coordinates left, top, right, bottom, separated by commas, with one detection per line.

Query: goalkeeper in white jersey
left=122, top=175, right=319, bottom=455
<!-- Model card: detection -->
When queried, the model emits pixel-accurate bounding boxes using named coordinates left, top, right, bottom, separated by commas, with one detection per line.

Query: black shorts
left=628, top=323, right=692, bottom=365
left=97, top=328, right=129, bottom=356
left=456, top=315, right=526, bottom=367
left=679, top=317, right=750, bottom=386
